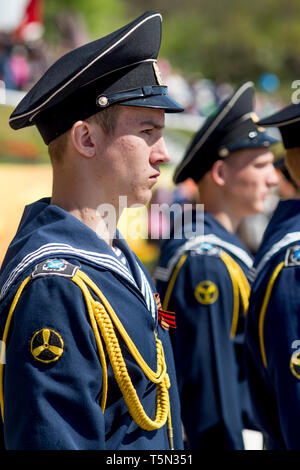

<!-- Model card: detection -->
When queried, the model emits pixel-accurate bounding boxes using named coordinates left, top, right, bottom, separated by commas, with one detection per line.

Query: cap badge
left=153, top=62, right=164, bottom=86
left=251, top=112, right=259, bottom=123
left=251, top=112, right=265, bottom=131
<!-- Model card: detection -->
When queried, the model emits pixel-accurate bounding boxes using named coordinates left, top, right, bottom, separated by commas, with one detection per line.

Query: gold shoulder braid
left=220, top=251, right=251, bottom=339
left=160, top=248, right=250, bottom=342
left=258, top=261, right=284, bottom=369
left=0, top=269, right=174, bottom=449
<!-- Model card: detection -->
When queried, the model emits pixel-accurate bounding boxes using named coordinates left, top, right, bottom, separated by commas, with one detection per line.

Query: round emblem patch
left=30, top=328, right=64, bottom=364
left=194, top=280, right=219, bottom=305
left=44, top=260, right=66, bottom=271
left=290, top=350, right=300, bottom=379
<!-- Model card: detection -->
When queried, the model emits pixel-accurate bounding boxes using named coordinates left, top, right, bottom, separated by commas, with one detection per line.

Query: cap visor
left=226, top=131, right=280, bottom=154
left=258, top=131, right=280, bottom=146
left=258, top=103, right=300, bottom=127
left=118, top=94, right=184, bottom=113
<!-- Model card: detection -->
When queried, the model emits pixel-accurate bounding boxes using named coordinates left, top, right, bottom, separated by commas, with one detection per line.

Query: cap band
left=96, top=85, right=168, bottom=108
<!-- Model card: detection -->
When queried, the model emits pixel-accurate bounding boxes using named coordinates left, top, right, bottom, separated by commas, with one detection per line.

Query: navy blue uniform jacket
left=245, top=199, right=300, bottom=450
left=0, top=198, right=183, bottom=450
left=155, top=210, right=254, bottom=450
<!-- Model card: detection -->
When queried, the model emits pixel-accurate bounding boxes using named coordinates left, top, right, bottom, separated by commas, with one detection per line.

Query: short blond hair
left=285, top=147, right=300, bottom=189
left=87, top=104, right=120, bottom=135
left=48, top=105, right=120, bottom=162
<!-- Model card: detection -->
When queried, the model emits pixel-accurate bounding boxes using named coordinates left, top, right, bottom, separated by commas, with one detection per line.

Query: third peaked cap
left=174, top=81, right=278, bottom=184
left=9, top=11, right=184, bottom=144
left=258, top=102, right=300, bottom=149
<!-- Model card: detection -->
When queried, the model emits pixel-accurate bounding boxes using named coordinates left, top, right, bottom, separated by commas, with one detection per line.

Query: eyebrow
left=140, top=120, right=165, bottom=130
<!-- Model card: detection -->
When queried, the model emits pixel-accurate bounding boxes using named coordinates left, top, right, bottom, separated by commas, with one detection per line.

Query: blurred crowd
left=0, top=12, right=284, bottom=119
left=0, top=12, right=89, bottom=92
left=0, top=11, right=287, bottom=264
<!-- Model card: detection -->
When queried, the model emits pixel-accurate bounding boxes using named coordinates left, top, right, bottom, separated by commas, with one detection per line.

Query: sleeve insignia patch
left=285, top=246, right=300, bottom=267
left=194, top=280, right=219, bottom=305
left=30, top=328, right=64, bottom=364
left=31, top=259, right=79, bottom=279
left=290, top=349, right=300, bottom=380
left=191, top=242, right=221, bottom=257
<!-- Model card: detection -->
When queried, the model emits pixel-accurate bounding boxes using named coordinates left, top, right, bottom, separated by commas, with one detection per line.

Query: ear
left=70, top=120, right=97, bottom=158
left=210, top=160, right=227, bottom=186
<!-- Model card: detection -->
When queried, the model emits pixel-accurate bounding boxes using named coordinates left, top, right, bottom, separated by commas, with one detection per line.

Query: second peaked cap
left=174, top=81, right=278, bottom=184
left=9, top=11, right=184, bottom=144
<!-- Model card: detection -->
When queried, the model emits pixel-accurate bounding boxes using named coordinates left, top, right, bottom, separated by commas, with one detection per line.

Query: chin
left=239, top=200, right=265, bottom=217
left=248, top=203, right=265, bottom=216
left=130, top=192, right=152, bottom=208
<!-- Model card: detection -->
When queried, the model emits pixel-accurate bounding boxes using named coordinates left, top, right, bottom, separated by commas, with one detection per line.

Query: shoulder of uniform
left=188, top=242, right=222, bottom=258
left=284, top=245, right=300, bottom=267
left=154, top=242, right=222, bottom=283
left=31, top=259, right=80, bottom=279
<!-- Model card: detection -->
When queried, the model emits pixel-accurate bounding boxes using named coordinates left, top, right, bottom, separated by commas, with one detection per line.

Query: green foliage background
left=1, top=0, right=297, bottom=163
left=43, top=0, right=300, bottom=96
left=44, top=0, right=128, bottom=42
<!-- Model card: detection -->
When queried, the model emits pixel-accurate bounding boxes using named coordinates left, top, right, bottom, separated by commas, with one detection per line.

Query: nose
left=150, top=136, right=171, bottom=165
left=267, top=164, right=280, bottom=187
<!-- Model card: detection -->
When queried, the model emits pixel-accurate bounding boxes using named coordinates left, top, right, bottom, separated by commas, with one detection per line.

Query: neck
left=282, top=192, right=300, bottom=200
left=51, top=172, right=121, bottom=247
left=197, top=190, right=242, bottom=233
left=208, top=209, right=241, bottom=233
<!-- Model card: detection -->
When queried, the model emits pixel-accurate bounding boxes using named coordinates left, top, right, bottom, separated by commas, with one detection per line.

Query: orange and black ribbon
left=154, top=293, right=176, bottom=331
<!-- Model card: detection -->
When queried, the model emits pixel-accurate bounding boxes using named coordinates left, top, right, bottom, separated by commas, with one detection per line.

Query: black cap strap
left=96, top=86, right=168, bottom=108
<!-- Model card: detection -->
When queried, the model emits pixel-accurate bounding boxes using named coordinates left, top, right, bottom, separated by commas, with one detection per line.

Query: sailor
left=245, top=103, right=300, bottom=449
left=274, top=156, right=298, bottom=199
left=0, top=11, right=184, bottom=450
left=155, top=81, right=278, bottom=449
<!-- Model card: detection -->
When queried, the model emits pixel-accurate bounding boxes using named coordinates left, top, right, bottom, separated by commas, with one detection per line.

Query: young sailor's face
left=223, top=147, right=279, bottom=216
left=96, top=106, right=170, bottom=208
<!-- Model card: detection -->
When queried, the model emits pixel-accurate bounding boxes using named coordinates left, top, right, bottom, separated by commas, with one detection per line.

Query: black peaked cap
left=9, top=11, right=184, bottom=144
left=274, top=157, right=295, bottom=185
left=258, top=103, right=300, bottom=149
left=174, top=81, right=278, bottom=184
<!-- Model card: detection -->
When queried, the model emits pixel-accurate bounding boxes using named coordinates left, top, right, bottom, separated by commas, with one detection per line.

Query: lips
left=150, top=172, right=160, bottom=179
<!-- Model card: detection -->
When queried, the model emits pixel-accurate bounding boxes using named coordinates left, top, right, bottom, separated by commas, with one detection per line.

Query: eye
left=141, top=128, right=153, bottom=135
left=254, top=163, right=266, bottom=169
left=254, top=161, right=271, bottom=169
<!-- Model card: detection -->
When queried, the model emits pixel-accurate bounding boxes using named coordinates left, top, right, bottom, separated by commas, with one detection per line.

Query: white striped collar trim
left=138, top=265, right=156, bottom=321
left=0, top=242, right=138, bottom=301
left=154, top=233, right=253, bottom=282
left=248, top=231, right=300, bottom=283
